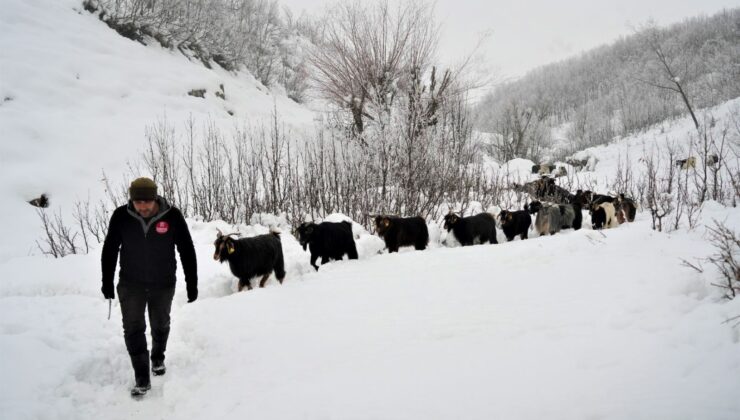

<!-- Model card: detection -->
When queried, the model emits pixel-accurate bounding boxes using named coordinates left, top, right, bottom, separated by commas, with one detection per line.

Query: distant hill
left=475, top=8, right=739, bottom=162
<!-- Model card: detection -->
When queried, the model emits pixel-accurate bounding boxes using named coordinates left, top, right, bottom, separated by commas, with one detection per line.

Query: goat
left=518, top=177, right=572, bottom=202
left=590, top=202, right=619, bottom=230
left=498, top=210, right=531, bottom=241
left=443, top=212, right=498, bottom=246
left=558, top=204, right=576, bottom=229
left=614, top=194, right=637, bottom=223
left=213, top=230, right=286, bottom=291
left=295, top=221, right=358, bottom=271
left=569, top=202, right=584, bottom=230
left=676, top=157, right=696, bottom=170
left=374, top=215, right=429, bottom=253
left=526, top=201, right=562, bottom=236
left=591, top=193, right=615, bottom=205
left=538, top=163, right=556, bottom=175
left=565, top=157, right=589, bottom=171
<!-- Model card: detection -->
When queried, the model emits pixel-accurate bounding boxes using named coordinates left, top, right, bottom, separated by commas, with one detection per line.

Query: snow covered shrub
left=641, top=149, right=676, bottom=232
left=34, top=194, right=112, bottom=258
left=120, top=98, right=504, bottom=233
left=706, top=221, right=740, bottom=299
left=35, top=208, right=80, bottom=258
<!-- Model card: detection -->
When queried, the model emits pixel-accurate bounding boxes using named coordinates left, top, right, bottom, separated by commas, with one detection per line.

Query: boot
left=129, top=352, right=151, bottom=397
left=152, top=359, right=166, bottom=376
left=151, top=325, right=170, bottom=377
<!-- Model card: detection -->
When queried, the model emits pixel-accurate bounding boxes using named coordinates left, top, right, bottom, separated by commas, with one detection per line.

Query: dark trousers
left=117, top=283, right=175, bottom=378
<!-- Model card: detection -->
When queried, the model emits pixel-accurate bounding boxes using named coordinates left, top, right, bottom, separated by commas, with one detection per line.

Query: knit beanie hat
left=129, top=177, right=158, bottom=201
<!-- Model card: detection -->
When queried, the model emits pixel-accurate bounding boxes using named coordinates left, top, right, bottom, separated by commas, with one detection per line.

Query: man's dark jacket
left=101, top=197, right=197, bottom=295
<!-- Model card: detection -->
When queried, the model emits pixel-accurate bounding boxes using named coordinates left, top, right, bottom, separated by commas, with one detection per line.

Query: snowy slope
left=1, top=203, right=739, bottom=420
left=487, top=97, right=740, bottom=195
left=0, top=0, right=316, bottom=261
left=1, top=0, right=740, bottom=419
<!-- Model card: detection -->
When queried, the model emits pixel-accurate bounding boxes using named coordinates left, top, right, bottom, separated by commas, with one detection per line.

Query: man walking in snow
left=101, top=177, right=198, bottom=397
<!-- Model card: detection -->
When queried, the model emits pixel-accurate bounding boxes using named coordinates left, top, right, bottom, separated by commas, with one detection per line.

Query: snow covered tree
left=307, top=0, right=439, bottom=134
left=636, top=22, right=700, bottom=132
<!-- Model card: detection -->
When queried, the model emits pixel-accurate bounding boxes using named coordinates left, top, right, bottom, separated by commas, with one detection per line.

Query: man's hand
left=187, top=285, right=198, bottom=303
left=101, top=282, right=115, bottom=299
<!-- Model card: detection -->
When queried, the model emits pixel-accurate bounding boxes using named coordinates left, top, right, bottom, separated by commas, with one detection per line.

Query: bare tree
left=637, top=22, right=701, bottom=132
left=307, top=0, right=439, bottom=135
left=488, top=95, right=555, bottom=163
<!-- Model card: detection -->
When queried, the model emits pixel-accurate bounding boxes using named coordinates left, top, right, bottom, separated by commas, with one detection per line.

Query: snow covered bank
left=1, top=206, right=739, bottom=419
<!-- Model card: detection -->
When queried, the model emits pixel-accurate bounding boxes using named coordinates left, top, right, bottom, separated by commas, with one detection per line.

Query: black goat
left=568, top=202, right=584, bottom=230
left=374, top=215, right=429, bottom=253
left=443, top=212, right=498, bottom=246
left=571, top=190, right=591, bottom=206
left=574, top=190, right=615, bottom=206
left=296, top=221, right=358, bottom=271
left=498, top=210, right=531, bottom=241
left=213, top=230, right=286, bottom=291
left=591, top=193, right=615, bottom=205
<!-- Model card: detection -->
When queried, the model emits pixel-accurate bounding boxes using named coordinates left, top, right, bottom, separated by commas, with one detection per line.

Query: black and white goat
left=590, top=202, right=619, bottom=230
left=213, top=229, right=286, bottom=291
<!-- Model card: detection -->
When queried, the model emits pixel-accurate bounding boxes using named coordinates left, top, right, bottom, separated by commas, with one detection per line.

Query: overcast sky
left=281, top=0, right=737, bottom=83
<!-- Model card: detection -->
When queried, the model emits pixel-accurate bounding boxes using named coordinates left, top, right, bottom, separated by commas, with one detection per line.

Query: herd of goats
left=212, top=176, right=638, bottom=292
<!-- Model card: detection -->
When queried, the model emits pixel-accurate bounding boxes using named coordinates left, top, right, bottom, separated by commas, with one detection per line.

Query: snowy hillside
left=2, top=0, right=740, bottom=419
left=0, top=0, right=316, bottom=261
left=490, top=97, right=740, bottom=194
left=2, top=197, right=740, bottom=419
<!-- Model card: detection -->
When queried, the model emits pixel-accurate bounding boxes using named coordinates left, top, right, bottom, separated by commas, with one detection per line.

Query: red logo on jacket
left=155, top=221, right=169, bottom=234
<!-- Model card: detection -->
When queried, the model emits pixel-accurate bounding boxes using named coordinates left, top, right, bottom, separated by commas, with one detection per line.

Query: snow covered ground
left=1, top=0, right=739, bottom=419
left=2, top=202, right=739, bottom=420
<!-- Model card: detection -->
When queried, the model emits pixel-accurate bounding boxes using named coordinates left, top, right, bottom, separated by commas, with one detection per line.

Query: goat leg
left=310, top=254, right=319, bottom=271
left=259, top=274, right=270, bottom=288
left=238, top=278, right=252, bottom=292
